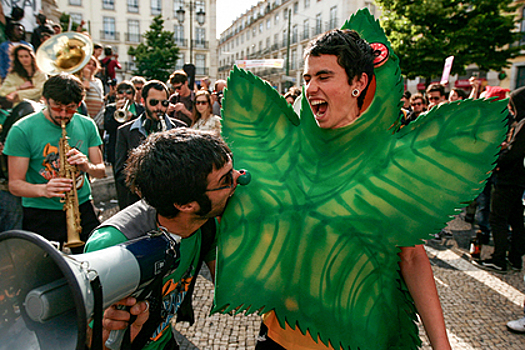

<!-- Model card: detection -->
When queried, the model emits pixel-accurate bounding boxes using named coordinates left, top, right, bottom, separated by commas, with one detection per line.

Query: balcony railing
left=193, top=40, right=209, bottom=49
left=100, top=30, right=120, bottom=42
left=125, top=32, right=142, bottom=43
left=173, top=38, right=188, bottom=47
left=195, top=67, right=209, bottom=75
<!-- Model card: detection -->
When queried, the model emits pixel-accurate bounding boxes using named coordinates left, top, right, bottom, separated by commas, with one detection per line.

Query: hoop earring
left=352, top=89, right=360, bottom=97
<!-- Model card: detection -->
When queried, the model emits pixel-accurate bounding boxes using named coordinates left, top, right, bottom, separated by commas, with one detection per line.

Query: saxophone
left=59, top=120, right=84, bottom=248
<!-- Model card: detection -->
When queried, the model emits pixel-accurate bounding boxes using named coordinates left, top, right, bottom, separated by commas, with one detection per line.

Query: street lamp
left=176, top=1, right=206, bottom=65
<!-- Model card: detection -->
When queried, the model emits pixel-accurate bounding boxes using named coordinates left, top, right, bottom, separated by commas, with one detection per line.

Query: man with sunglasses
left=104, top=81, right=145, bottom=169
left=115, top=80, right=186, bottom=209
left=131, top=76, right=146, bottom=105
left=85, top=129, right=242, bottom=350
left=426, top=83, right=447, bottom=109
left=3, top=73, right=106, bottom=252
left=168, top=70, right=195, bottom=126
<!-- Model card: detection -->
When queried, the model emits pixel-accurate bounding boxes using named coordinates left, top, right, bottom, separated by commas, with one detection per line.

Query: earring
left=352, top=89, right=360, bottom=97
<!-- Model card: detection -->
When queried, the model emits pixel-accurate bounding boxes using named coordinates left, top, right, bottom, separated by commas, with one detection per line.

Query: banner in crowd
left=235, top=59, right=284, bottom=69
left=2, top=0, right=42, bottom=33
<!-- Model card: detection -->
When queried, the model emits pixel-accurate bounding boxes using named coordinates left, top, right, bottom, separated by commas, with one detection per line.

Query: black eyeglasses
left=195, top=100, right=208, bottom=105
left=206, top=169, right=234, bottom=192
left=118, top=89, right=134, bottom=94
left=411, top=102, right=422, bottom=106
left=148, top=99, right=170, bottom=107
left=173, top=84, right=183, bottom=91
left=429, top=96, right=441, bottom=101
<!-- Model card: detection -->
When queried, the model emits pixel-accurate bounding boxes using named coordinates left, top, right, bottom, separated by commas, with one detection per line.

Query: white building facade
left=56, top=0, right=217, bottom=83
left=217, top=0, right=377, bottom=92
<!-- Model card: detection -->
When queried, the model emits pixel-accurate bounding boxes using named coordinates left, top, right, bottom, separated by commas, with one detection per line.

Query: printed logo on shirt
left=40, top=142, right=84, bottom=189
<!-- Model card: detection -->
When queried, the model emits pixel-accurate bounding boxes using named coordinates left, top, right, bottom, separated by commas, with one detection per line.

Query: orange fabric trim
left=262, top=312, right=337, bottom=350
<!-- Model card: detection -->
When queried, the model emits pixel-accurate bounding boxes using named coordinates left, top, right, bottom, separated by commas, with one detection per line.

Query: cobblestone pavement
left=96, top=201, right=525, bottom=349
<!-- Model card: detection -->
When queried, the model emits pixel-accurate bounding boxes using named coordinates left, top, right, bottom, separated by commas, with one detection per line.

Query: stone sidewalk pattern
left=170, top=216, right=525, bottom=350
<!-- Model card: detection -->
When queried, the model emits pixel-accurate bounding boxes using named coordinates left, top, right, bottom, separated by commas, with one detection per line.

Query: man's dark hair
left=169, top=70, right=188, bottom=86
left=126, top=129, right=233, bottom=218
left=9, top=44, right=36, bottom=80
left=450, top=88, right=467, bottom=100
left=426, top=83, right=446, bottom=97
left=6, top=22, right=24, bottom=42
left=42, top=73, right=85, bottom=105
left=94, top=43, right=103, bottom=50
left=116, top=80, right=136, bottom=95
left=10, top=6, right=24, bottom=21
left=104, top=46, right=113, bottom=56
left=403, top=91, right=411, bottom=100
left=142, top=80, right=169, bottom=101
left=304, top=29, right=375, bottom=109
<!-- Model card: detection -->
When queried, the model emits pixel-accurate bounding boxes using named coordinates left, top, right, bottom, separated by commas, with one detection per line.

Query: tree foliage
left=375, top=0, right=522, bottom=80
left=128, top=16, right=179, bottom=83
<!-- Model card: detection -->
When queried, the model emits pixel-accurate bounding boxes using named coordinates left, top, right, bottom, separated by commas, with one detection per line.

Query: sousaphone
left=36, top=32, right=93, bottom=75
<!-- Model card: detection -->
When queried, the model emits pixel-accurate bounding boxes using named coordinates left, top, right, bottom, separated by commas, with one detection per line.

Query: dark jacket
left=114, top=114, right=186, bottom=208
left=104, top=102, right=144, bottom=164
left=495, top=87, right=525, bottom=188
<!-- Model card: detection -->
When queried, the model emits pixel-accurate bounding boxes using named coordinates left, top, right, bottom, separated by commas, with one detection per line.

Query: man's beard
left=146, top=108, right=164, bottom=120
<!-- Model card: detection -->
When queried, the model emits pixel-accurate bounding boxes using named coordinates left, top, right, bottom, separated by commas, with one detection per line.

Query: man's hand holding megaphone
left=102, top=297, right=150, bottom=346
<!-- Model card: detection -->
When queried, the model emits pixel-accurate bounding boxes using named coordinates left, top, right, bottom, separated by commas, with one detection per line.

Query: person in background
left=115, top=80, right=185, bottom=209
left=192, top=90, right=221, bottom=136
left=77, top=56, right=105, bottom=134
left=0, top=44, right=46, bottom=108
left=168, top=70, right=194, bottom=126
left=0, top=22, right=32, bottom=80
left=104, top=81, right=144, bottom=169
left=212, top=79, right=227, bottom=116
left=30, top=12, right=49, bottom=50
left=283, top=86, right=301, bottom=105
left=52, top=23, right=62, bottom=35
left=425, top=83, right=447, bottom=109
left=473, top=86, right=525, bottom=273
left=104, top=78, right=118, bottom=105
left=448, top=88, right=467, bottom=102
left=131, top=76, right=146, bottom=105
left=401, top=90, right=411, bottom=111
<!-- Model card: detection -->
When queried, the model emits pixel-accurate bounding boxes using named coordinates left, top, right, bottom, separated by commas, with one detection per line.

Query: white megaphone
left=0, top=229, right=179, bottom=350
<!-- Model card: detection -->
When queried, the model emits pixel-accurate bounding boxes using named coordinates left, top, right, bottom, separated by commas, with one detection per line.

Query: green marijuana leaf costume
left=213, top=8, right=507, bottom=350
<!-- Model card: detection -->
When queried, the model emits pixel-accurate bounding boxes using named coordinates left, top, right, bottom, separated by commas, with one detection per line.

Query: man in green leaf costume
left=213, top=9, right=507, bottom=350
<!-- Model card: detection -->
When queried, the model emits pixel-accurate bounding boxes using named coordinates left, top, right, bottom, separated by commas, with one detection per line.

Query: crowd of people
left=0, top=6, right=524, bottom=350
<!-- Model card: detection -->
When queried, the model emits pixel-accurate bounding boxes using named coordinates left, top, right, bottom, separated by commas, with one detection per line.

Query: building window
left=241, top=33, right=244, bottom=44
left=274, top=13, right=279, bottom=24
left=236, top=36, right=239, bottom=46
left=315, top=13, right=322, bottom=35
left=151, top=0, right=162, bottom=15
left=127, top=20, right=140, bottom=42
left=259, top=40, right=263, bottom=52
left=282, top=30, right=287, bottom=47
left=196, top=27, right=206, bottom=48
left=175, top=53, right=185, bottom=70
left=70, top=13, right=83, bottom=26
left=305, top=0, right=310, bottom=8
left=284, top=9, right=288, bottom=20
left=247, top=29, right=250, bottom=40
left=103, top=0, right=114, bottom=9
left=103, top=17, right=116, bottom=40
left=173, top=0, right=183, bottom=17
left=267, top=18, right=271, bottom=29
left=329, top=6, right=338, bottom=29
left=196, top=54, right=206, bottom=75
left=69, top=0, right=81, bottom=5
left=292, top=24, right=298, bottom=43
left=291, top=49, right=297, bottom=70
left=196, top=0, right=205, bottom=13
left=128, top=0, right=139, bottom=12
left=253, top=27, right=256, bottom=37
left=259, top=22, right=263, bottom=33
left=174, top=24, right=185, bottom=46
left=303, top=19, right=309, bottom=40
left=266, top=37, right=270, bottom=49
left=274, top=33, right=278, bottom=45
left=294, top=2, right=298, bottom=14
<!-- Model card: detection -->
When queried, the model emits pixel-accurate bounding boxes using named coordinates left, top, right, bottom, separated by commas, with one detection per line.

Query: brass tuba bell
left=36, top=32, right=93, bottom=75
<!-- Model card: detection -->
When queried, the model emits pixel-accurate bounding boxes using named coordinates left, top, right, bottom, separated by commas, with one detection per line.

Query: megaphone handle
left=105, top=305, right=137, bottom=350
left=105, top=329, right=125, bottom=350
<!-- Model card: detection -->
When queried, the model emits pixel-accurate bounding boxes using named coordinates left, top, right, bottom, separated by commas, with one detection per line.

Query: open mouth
left=310, top=99, right=328, bottom=118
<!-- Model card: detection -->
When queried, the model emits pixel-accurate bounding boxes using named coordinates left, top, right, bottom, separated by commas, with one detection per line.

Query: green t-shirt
left=3, top=111, right=102, bottom=209
left=86, top=221, right=216, bottom=350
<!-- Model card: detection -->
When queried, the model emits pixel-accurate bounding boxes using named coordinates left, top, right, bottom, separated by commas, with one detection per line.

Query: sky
left=216, top=0, right=261, bottom=38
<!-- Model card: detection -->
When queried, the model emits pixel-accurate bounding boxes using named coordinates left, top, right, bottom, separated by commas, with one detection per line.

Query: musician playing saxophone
left=4, top=74, right=105, bottom=253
